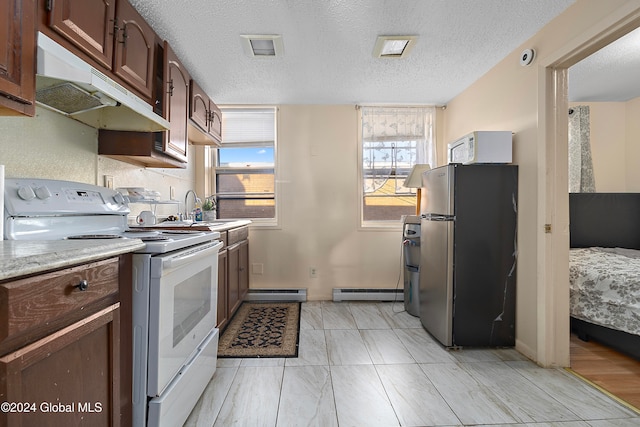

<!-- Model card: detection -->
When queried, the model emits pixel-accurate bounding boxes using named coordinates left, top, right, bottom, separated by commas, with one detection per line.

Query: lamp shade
left=403, top=164, right=431, bottom=188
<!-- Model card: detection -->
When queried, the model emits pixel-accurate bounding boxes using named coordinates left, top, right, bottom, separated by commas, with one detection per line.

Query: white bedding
left=569, top=247, right=640, bottom=336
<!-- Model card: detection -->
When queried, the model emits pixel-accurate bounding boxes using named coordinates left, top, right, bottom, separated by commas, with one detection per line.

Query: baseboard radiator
left=245, top=289, right=307, bottom=302
left=332, top=288, right=404, bottom=302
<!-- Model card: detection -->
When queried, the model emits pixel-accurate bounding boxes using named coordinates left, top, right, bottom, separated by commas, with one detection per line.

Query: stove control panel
left=4, top=178, right=130, bottom=217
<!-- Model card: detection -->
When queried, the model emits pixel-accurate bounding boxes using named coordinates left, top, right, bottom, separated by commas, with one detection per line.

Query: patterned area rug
left=218, top=302, right=300, bottom=358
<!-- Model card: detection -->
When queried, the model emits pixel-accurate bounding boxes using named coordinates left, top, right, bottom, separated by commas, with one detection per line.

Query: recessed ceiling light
left=241, top=35, right=284, bottom=57
left=373, top=36, right=418, bottom=58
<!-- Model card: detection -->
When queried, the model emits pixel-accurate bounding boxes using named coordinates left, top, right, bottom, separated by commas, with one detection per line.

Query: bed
left=569, top=193, right=640, bottom=360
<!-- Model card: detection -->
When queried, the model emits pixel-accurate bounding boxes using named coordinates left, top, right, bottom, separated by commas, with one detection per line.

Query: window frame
left=357, top=106, right=436, bottom=229
left=214, top=106, right=279, bottom=227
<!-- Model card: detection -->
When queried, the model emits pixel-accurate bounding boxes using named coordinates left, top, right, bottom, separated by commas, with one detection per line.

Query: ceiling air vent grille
left=241, top=35, right=284, bottom=57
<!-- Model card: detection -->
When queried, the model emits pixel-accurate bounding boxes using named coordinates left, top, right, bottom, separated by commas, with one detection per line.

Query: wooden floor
left=570, top=333, right=640, bottom=411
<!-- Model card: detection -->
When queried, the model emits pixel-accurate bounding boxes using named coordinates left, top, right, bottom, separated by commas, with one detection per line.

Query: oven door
left=147, top=240, right=223, bottom=396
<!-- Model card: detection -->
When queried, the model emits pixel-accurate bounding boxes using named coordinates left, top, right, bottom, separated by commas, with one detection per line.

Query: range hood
left=35, top=32, right=170, bottom=132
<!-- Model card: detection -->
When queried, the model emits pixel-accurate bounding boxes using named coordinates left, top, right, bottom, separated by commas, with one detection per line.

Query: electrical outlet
left=104, top=175, right=114, bottom=189
left=170, top=186, right=176, bottom=200
left=252, top=263, right=264, bottom=275
left=309, top=267, right=318, bottom=278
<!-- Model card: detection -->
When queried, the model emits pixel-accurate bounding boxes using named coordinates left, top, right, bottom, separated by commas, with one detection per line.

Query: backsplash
left=0, top=107, right=196, bottom=219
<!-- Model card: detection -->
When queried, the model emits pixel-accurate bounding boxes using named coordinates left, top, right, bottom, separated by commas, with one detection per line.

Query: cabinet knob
left=75, top=280, right=89, bottom=291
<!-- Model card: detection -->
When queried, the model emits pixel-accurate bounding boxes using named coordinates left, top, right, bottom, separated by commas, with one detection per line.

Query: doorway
left=541, top=2, right=640, bottom=369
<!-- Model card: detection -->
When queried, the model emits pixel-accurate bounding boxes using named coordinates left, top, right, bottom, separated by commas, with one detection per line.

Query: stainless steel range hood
left=36, top=32, right=169, bottom=132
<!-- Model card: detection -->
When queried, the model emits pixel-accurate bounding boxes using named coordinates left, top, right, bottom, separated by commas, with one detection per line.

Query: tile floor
left=184, top=301, right=640, bottom=427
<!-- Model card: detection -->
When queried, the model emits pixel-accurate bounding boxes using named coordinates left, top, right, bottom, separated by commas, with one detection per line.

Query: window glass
left=215, top=107, right=277, bottom=223
left=360, top=106, right=436, bottom=225
left=218, top=147, right=274, bottom=167
left=363, top=140, right=420, bottom=221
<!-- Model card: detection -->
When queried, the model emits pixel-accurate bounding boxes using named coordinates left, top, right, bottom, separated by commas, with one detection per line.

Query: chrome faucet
left=184, top=190, right=201, bottom=220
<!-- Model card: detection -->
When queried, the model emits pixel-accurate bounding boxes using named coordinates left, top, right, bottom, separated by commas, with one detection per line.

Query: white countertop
left=0, top=239, right=146, bottom=281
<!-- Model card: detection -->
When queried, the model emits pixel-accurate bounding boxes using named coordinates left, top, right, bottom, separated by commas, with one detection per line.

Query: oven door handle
left=162, top=241, right=223, bottom=270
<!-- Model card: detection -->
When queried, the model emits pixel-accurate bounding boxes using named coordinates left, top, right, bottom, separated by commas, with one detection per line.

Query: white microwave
left=447, top=131, right=512, bottom=164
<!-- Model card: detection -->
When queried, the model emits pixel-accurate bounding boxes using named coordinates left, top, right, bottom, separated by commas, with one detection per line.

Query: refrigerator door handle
left=422, top=214, right=455, bottom=221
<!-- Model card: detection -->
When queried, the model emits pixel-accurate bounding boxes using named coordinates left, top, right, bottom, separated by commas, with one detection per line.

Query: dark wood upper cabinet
left=48, top=0, right=115, bottom=70
left=98, top=39, right=190, bottom=167
left=113, top=0, right=154, bottom=98
left=0, top=0, right=36, bottom=116
left=209, top=101, right=222, bottom=143
left=46, top=0, right=154, bottom=100
left=162, top=41, right=190, bottom=162
left=190, top=80, right=209, bottom=132
left=188, top=79, right=222, bottom=146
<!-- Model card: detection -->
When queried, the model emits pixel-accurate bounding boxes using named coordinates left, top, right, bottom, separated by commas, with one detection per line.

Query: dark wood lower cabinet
left=0, top=254, right=133, bottom=426
left=227, top=239, right=249, bottom=324
left=238, top=240, right=249, bottom=305
left=217, top=248, right=228, bottom=330
left=216, top=227, right=249, bottom=332
left=0, top=304, right=121, bottom=427
left=227, top=241, right=242, bottom=318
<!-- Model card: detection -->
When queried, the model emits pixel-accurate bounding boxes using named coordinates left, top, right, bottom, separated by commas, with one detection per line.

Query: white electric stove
left=3, top=178, right=217, bottom=251
left=3, top=178, right=222, bottom=427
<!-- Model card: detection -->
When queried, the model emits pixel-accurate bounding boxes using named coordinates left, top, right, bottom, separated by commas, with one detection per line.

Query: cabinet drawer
left=227, top=226, right=248, bottom=246
left=0, top=258, right=119, bottom=345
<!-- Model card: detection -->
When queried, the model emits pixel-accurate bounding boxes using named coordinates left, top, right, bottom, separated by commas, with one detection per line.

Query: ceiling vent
left=373, top=36, right=418, bottom=58
left=241, top=35, right=284, bottom=57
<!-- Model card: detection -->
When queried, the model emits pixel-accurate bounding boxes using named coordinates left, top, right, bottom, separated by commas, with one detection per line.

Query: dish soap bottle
left=194, top=199, right=203, bottom=222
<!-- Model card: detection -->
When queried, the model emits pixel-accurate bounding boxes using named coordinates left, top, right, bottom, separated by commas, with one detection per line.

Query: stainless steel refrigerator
left=419, top=164, right=518, bottom=347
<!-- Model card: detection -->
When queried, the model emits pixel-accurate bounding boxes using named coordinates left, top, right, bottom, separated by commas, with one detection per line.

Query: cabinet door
left=189, top=79, right=209, bottom=133
left=217, top=249, right=228, bottom=330
left=113, top=0, right=154, bottom=99
left=208, top=100, right=222, bottom=143
left=0, top=0, right=36, bottom=116
left=161, top=41, right=189, bottom=162
left=48, top=0, right=116, bottom=70
left=238, top=240, right=249, bottom=302
left=0, top=304, right=121, bottom=427
left=227, top=243, right=241, bottom=318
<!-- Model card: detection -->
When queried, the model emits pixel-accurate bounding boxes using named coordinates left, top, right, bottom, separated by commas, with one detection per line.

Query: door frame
left=537, top=3, right=640, bottom=367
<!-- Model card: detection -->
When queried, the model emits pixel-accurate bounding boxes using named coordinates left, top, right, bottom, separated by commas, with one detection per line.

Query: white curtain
left=568, top=106, right=596, bottom=193
left=361, top=106, right=436, bottom=166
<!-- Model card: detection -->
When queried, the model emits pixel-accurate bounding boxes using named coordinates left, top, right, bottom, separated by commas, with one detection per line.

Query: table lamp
left=403, top=164, right=431, bottom=215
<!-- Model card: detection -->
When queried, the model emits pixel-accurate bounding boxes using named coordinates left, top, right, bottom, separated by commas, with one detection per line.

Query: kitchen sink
left=152, top=219, right=249, bottom=229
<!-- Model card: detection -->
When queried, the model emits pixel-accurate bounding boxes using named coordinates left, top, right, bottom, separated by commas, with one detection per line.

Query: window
left=360, top=106, right=436, bottom=225
left=215, top=107, right=277, bottom=223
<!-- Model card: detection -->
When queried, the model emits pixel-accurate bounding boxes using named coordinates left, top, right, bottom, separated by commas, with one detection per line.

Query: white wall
left=569, top=101, right=629, bottom=192
left=249, top=105, right=401, bottom=300
left=626, top=97, right=640, bottom=190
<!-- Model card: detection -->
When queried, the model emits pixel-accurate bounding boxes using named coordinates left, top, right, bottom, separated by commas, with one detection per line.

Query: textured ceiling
left=126, top=0, right=634, bottom=105
left=569, top=27, right=640, bottom=102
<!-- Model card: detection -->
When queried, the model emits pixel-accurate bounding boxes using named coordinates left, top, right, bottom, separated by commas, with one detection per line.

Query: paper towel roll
left=0, top=165, right=4, bottom=240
